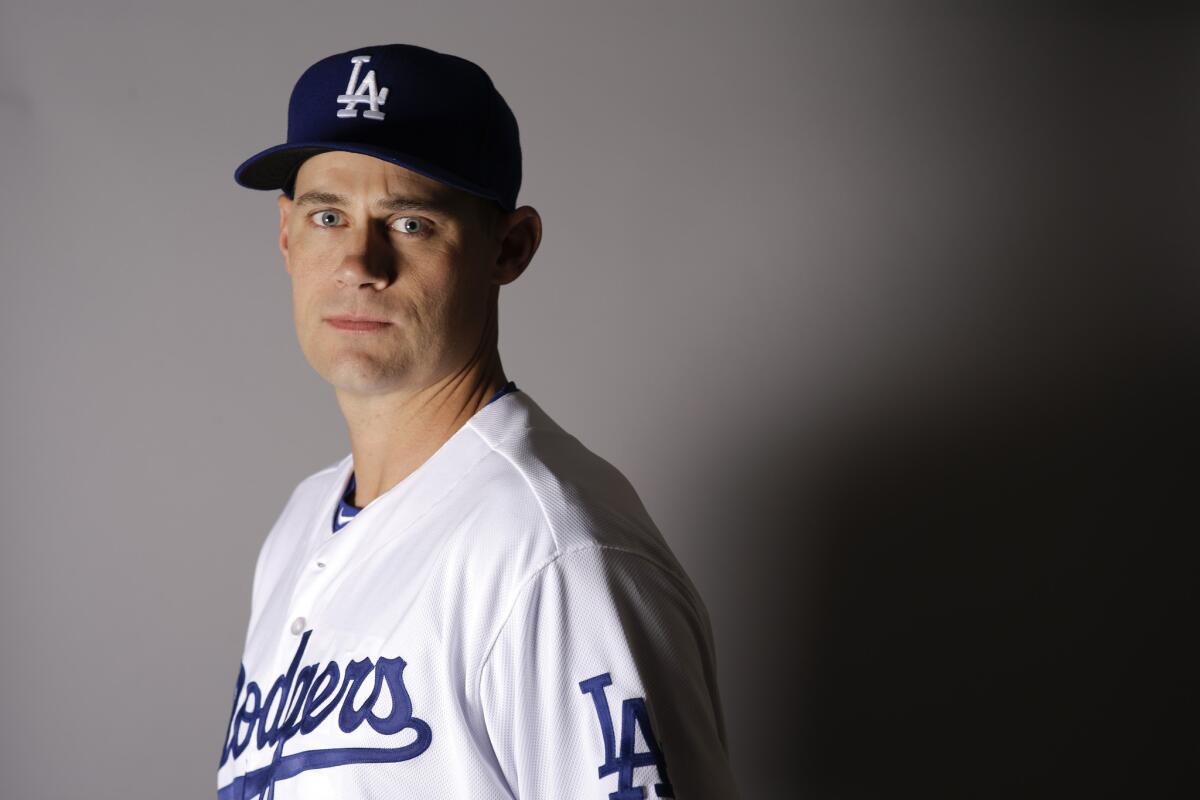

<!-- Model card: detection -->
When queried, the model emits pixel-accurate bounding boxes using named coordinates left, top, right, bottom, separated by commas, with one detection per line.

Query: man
left=218, top=43, right=738, bottom=799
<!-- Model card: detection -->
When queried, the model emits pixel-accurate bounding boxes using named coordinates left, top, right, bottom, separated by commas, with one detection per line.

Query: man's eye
left=392, top=216, right=427, bottom=235
left=311, top=210, right=344, bottom=227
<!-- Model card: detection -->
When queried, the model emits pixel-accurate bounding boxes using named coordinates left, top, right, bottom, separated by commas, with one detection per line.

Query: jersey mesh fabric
left=218, top=389, right=738, bottom=799
left=479, top=547, right=735, bottom=799
left=332, top=381, right=519, bottom=533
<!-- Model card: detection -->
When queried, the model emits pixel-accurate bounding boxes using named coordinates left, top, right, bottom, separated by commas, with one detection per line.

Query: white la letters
left=337, top=55, right=389, bottom=121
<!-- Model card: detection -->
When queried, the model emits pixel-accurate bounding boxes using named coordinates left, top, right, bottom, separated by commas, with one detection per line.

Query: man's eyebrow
left=374, top=194, right=455, bottom=214
left=293, top=191, right=347, bottom=207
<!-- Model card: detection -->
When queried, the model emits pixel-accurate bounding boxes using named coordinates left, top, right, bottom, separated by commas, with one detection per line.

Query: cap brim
left=234, top=142, right=512, bottom=210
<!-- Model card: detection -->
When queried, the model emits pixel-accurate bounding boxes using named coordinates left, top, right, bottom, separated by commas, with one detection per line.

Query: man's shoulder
left=449, top=391, right=700, bottom=630
left=464, top=391, right=670, bottom=558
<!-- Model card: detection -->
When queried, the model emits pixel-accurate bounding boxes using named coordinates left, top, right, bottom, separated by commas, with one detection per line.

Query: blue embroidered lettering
left=217, top=630, right=432, bottom=800
left=579, top=672, right=674, bottom=799
left=300, top=660, right=344, bottom=734
left=257, top=628, right=310, bottom=748
left=233, top=681, right=262, bottom=759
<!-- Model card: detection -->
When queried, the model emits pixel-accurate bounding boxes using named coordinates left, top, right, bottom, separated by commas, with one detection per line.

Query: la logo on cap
left=337, top=55, right=389, bottom=121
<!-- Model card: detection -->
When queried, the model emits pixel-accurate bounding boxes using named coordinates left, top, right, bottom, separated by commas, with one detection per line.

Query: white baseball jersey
left=217, top=389, right=739, bottom=799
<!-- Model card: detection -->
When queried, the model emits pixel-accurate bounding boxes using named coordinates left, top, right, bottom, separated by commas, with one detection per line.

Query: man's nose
left=334, top=221, right=397, bottom=289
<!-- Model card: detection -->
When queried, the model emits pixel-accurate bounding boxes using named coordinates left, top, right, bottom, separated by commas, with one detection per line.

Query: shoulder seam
left=466, top=423, right=562, bottom=553
left=475, top=544, right=701, bottom=688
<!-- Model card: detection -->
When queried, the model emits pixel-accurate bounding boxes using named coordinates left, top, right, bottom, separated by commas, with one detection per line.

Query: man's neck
left=336, top=355, right=507, bottom=507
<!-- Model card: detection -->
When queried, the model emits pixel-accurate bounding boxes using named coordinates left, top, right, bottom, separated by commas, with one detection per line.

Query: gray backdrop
left=2, top=2, right=1196, bottom=798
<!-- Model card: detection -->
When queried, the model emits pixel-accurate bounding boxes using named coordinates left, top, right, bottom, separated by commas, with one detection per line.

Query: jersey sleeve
left=477, top=545, right=740, bottom=799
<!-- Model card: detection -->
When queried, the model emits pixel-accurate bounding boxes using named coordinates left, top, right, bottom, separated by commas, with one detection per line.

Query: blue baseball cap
left=234, top=44, right=522, bottom=211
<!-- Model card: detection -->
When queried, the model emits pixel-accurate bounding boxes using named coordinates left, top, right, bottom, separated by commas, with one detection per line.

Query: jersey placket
left=284, top=484, right=368, bottom=642
left=232, top=469, right=363, bottom=790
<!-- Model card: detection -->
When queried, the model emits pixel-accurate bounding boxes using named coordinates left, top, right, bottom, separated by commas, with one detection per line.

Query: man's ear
left=492, top=205, right=542, bottom=286
left=277, top=193, right=293, bottom=274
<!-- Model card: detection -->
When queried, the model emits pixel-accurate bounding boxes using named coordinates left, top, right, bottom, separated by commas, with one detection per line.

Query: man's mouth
left=325, top=316, right=392, bottom=332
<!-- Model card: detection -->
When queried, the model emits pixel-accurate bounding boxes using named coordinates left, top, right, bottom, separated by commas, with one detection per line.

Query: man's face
left=277, top=151, right=502, bottom=397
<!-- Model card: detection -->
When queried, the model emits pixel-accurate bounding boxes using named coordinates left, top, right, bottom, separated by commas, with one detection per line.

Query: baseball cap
left=234, top=43, right=522, bottom=211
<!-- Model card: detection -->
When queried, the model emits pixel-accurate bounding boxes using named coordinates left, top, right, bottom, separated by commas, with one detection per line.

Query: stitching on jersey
left=319, top=444, right=501, bottom=586
left=249, top=458, right=348, bottom=619
left=467, top=424, right=563, bottom=553
left=474, top=544, right=703, bottom=701
left=300, top=417, right=543, bottom=605
left=465, top=415, right=711, bottom=694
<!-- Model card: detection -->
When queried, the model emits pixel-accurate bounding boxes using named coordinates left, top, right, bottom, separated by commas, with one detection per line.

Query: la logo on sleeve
left=579, top=672, right=673, bottom=799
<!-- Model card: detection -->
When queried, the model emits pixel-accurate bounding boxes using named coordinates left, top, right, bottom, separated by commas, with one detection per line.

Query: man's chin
left=314, top=357, right=412, bottom=398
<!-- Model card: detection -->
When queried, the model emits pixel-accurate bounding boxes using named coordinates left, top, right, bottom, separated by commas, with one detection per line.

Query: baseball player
left=218, top=43, right=739, bottom=799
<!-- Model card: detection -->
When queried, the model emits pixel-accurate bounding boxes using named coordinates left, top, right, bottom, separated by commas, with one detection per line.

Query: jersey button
left=290, top=616, right=307, bottom=635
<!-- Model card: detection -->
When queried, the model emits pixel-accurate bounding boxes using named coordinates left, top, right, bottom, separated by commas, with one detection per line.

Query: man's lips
left=325, top=316, right=393, bottom=332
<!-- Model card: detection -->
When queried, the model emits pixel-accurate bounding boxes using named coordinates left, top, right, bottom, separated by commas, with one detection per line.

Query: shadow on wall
left=798, top=346, right=1196, bottom=797
left=718, top=334, right=1197, bottom=798
left=672, top=11, right=1200, bottom=795
left=698, top=12, right=1200, bottom=792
